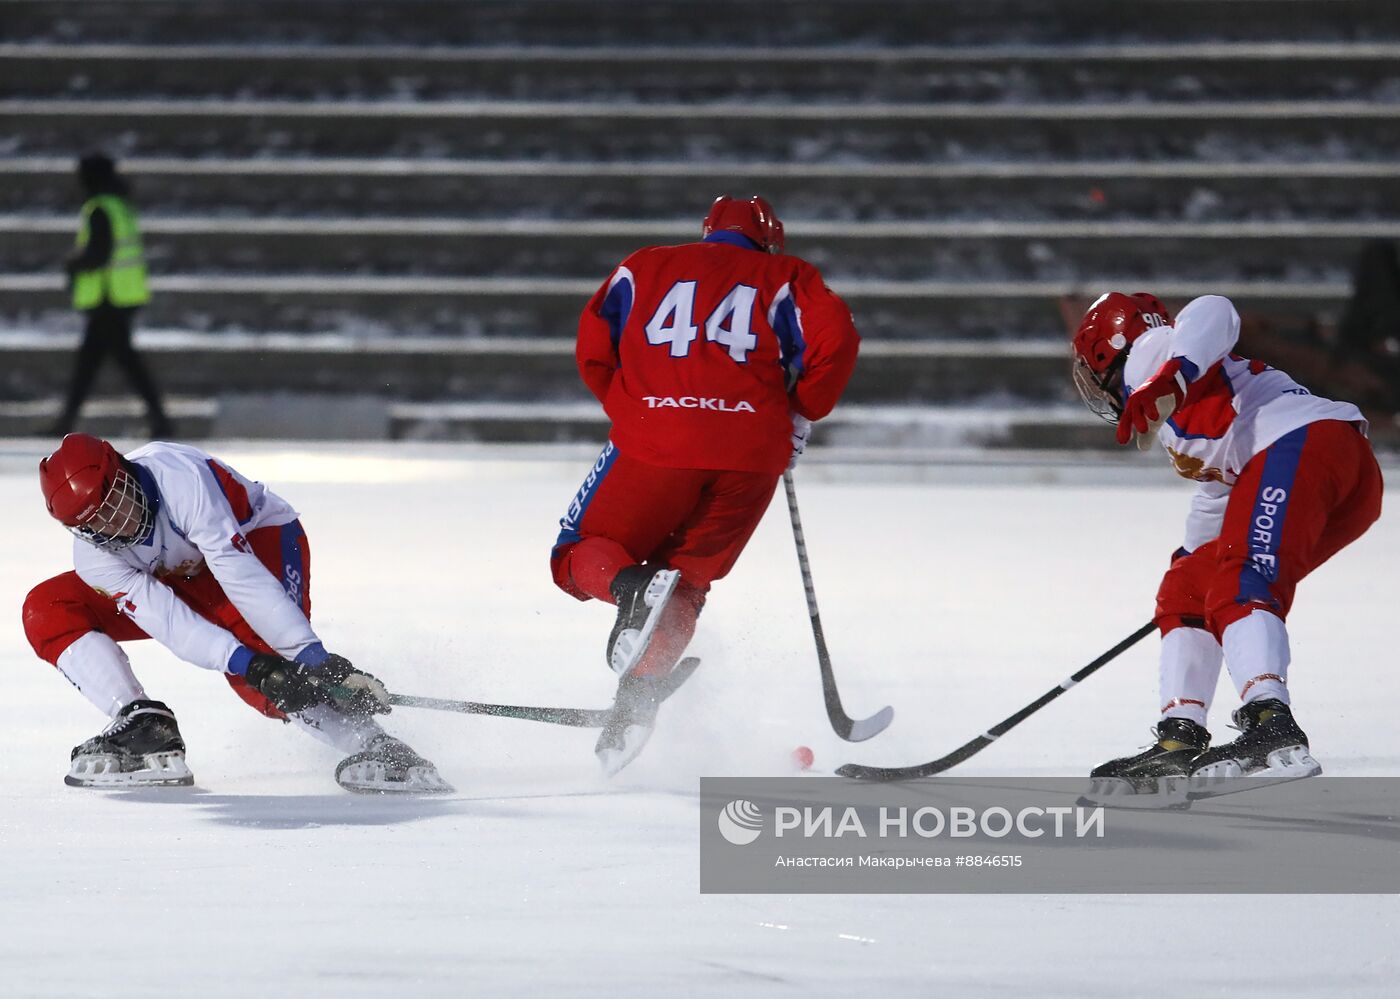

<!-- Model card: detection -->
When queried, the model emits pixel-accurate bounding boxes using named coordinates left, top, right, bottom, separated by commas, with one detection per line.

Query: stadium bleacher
left=2, top=0, right=1397, bottom=447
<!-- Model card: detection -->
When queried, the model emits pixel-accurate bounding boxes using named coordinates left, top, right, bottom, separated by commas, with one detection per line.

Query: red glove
left=1116, top=358, right=1188, bottom=445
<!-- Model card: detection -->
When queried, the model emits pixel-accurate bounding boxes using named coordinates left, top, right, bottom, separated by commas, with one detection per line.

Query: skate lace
left=1226, top=704, right=1260, bottom=735
left=101, top=703, right=168, bottom=737
left=102, top=712, right=136, bottom=737
left=1147, top=721, right=1207, bottom=750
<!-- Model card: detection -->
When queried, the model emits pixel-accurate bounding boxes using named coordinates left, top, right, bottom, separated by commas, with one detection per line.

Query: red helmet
left=1072, top=292, right=1172, bottom=375
left=40, top=433, right=122, bottom=526
left=1071, top=292, right=1172, bottom=420
left=39, top=434, right=151, bottom=549
left=702, top=195, right=785, bottom=254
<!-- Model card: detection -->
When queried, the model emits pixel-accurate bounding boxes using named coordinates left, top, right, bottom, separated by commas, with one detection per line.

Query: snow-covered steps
left=4, top=215, right=1395, bottom=281
left=5, top=158, right=1398, bottom=221
left=8, top=97, right=1400, bottom=161
left=8, top=0, right=1397, bottom=48
left=6, top=41, right=1400, bottom=103
left=0, top=275, right=1352, bottom=340
left=0, top=395, right=1114, bottom=450
left=0, top=332, right=1073, bottom=407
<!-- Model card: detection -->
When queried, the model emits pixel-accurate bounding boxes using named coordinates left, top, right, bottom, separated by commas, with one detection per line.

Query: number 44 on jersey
left=645, top=281, right=759, bottom=363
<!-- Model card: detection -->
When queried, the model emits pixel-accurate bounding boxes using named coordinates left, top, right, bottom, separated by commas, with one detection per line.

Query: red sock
left=632, top=584, right=705, bottom=678
left=564, top=537, right=635, bottom=603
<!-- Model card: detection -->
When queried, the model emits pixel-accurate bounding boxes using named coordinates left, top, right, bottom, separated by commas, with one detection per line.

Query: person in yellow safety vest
left=54, top=153, right=173, bottom=439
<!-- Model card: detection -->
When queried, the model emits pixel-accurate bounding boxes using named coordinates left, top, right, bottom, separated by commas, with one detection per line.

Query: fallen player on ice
left=24, top=433, right=451, bottom=794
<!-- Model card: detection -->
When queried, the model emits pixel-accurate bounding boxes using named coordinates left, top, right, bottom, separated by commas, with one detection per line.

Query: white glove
left=788, top=414, right=813, bottom=471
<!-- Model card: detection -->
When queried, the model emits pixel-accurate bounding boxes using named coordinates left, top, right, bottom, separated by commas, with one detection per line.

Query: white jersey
left=73, top=442, right=320, bottom=672
left=1123, top=295, right=1366, bottom=550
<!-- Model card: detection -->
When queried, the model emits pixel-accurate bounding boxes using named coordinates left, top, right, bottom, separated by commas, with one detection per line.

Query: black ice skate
left=1078, top=717, right=1210, bottom=809
left=607, top=565, right=680, bottom=676
left=335, top=734, right=454, bottom=795
left=1188, top=699, right=1320, bottom=800
left=66, top=699, right=193, bottom=788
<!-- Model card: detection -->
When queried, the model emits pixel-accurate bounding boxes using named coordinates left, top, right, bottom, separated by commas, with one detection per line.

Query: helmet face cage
left=1069, top=290, right=1168, bottom=424
left=1072, top=352, right=1126, bottom=423
left=71, top=464, right=152, bottom=552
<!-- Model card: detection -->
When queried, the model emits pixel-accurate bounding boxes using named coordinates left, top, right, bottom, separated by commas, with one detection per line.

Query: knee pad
left=1154, top=544, right=1219, bottom=637
left=549, top=543, right=591, bottom=602
left=1205, top=557, right=1287, bottom=639
left=22, top=575, right=101, bottom=662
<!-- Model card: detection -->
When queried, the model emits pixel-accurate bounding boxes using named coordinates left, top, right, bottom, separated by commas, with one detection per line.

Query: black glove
left=318, top=654, right=391, bottom=716
left=245, top=653, right=391, bottom=717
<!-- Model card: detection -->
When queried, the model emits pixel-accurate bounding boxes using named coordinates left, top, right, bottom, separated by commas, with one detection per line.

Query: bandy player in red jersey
left=553, top=196, right=860, bottom=774
left=24, top=434, right=451, bottom=793
left=1072, top=293, right=1382, bottom=806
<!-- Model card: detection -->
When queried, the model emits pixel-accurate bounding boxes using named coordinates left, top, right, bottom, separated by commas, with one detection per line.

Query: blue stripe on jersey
left=1234, top=425, right=1307, bottom=609
left=1166, top=366, right=1235, bottom=440
left=703, top=231, right=760, bottom=251
left=771, top=290, right=807, bottom=383
left=1176, top=356, right=1201, bottom=383
left=1164, top=419, right=1228, bottom=441
left=600, top=274, right=634, bottom=351
left=129, top=461, right=162, bottom=545
left=553, top=441, right=619, bottom=552
left=279, top=519, right=308, bottom=611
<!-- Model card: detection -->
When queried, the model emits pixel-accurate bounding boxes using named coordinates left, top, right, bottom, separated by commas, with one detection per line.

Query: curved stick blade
left=835, top=762, right=908, bottom=781
left=837, top=704, right=894, bottom=742
left=834, top=623, right=1154, bottom=779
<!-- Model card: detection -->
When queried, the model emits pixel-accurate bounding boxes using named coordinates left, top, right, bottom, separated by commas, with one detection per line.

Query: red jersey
left=577, top=233, right=861, bottom=473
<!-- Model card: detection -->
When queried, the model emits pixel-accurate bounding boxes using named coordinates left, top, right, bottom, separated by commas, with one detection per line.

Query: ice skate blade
left=65, top=750, right=194, bottom=788
left=1077, top=775, right=1191, bottom=811
left=1187, top=745, right=1321, bottom=800
left=596, top=723, right=654, bottom=778
left=609, top=569, right=680, bottom=676
left=336, top=760, right=455, bottom=795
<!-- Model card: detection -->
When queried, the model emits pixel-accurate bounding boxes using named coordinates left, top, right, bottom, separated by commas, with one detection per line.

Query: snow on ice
left=1, top=441, right=1396, bottom=997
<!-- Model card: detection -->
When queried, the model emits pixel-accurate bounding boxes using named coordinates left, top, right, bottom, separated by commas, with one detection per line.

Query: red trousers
left=550, top=443, right=779, bottom=674
left=1156, top=421, right=1382, bottom=638
left=22, top=521, right=313, bottom=718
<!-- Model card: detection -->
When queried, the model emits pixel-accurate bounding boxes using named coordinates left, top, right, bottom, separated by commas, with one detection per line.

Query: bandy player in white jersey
left=1071, top=293, right=1382, bottom=806
left=23, top=434, right=450, bottom=793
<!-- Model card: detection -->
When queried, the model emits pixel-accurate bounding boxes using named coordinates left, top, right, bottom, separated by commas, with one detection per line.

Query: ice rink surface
left=1, top=441, right=1395, bottom=998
